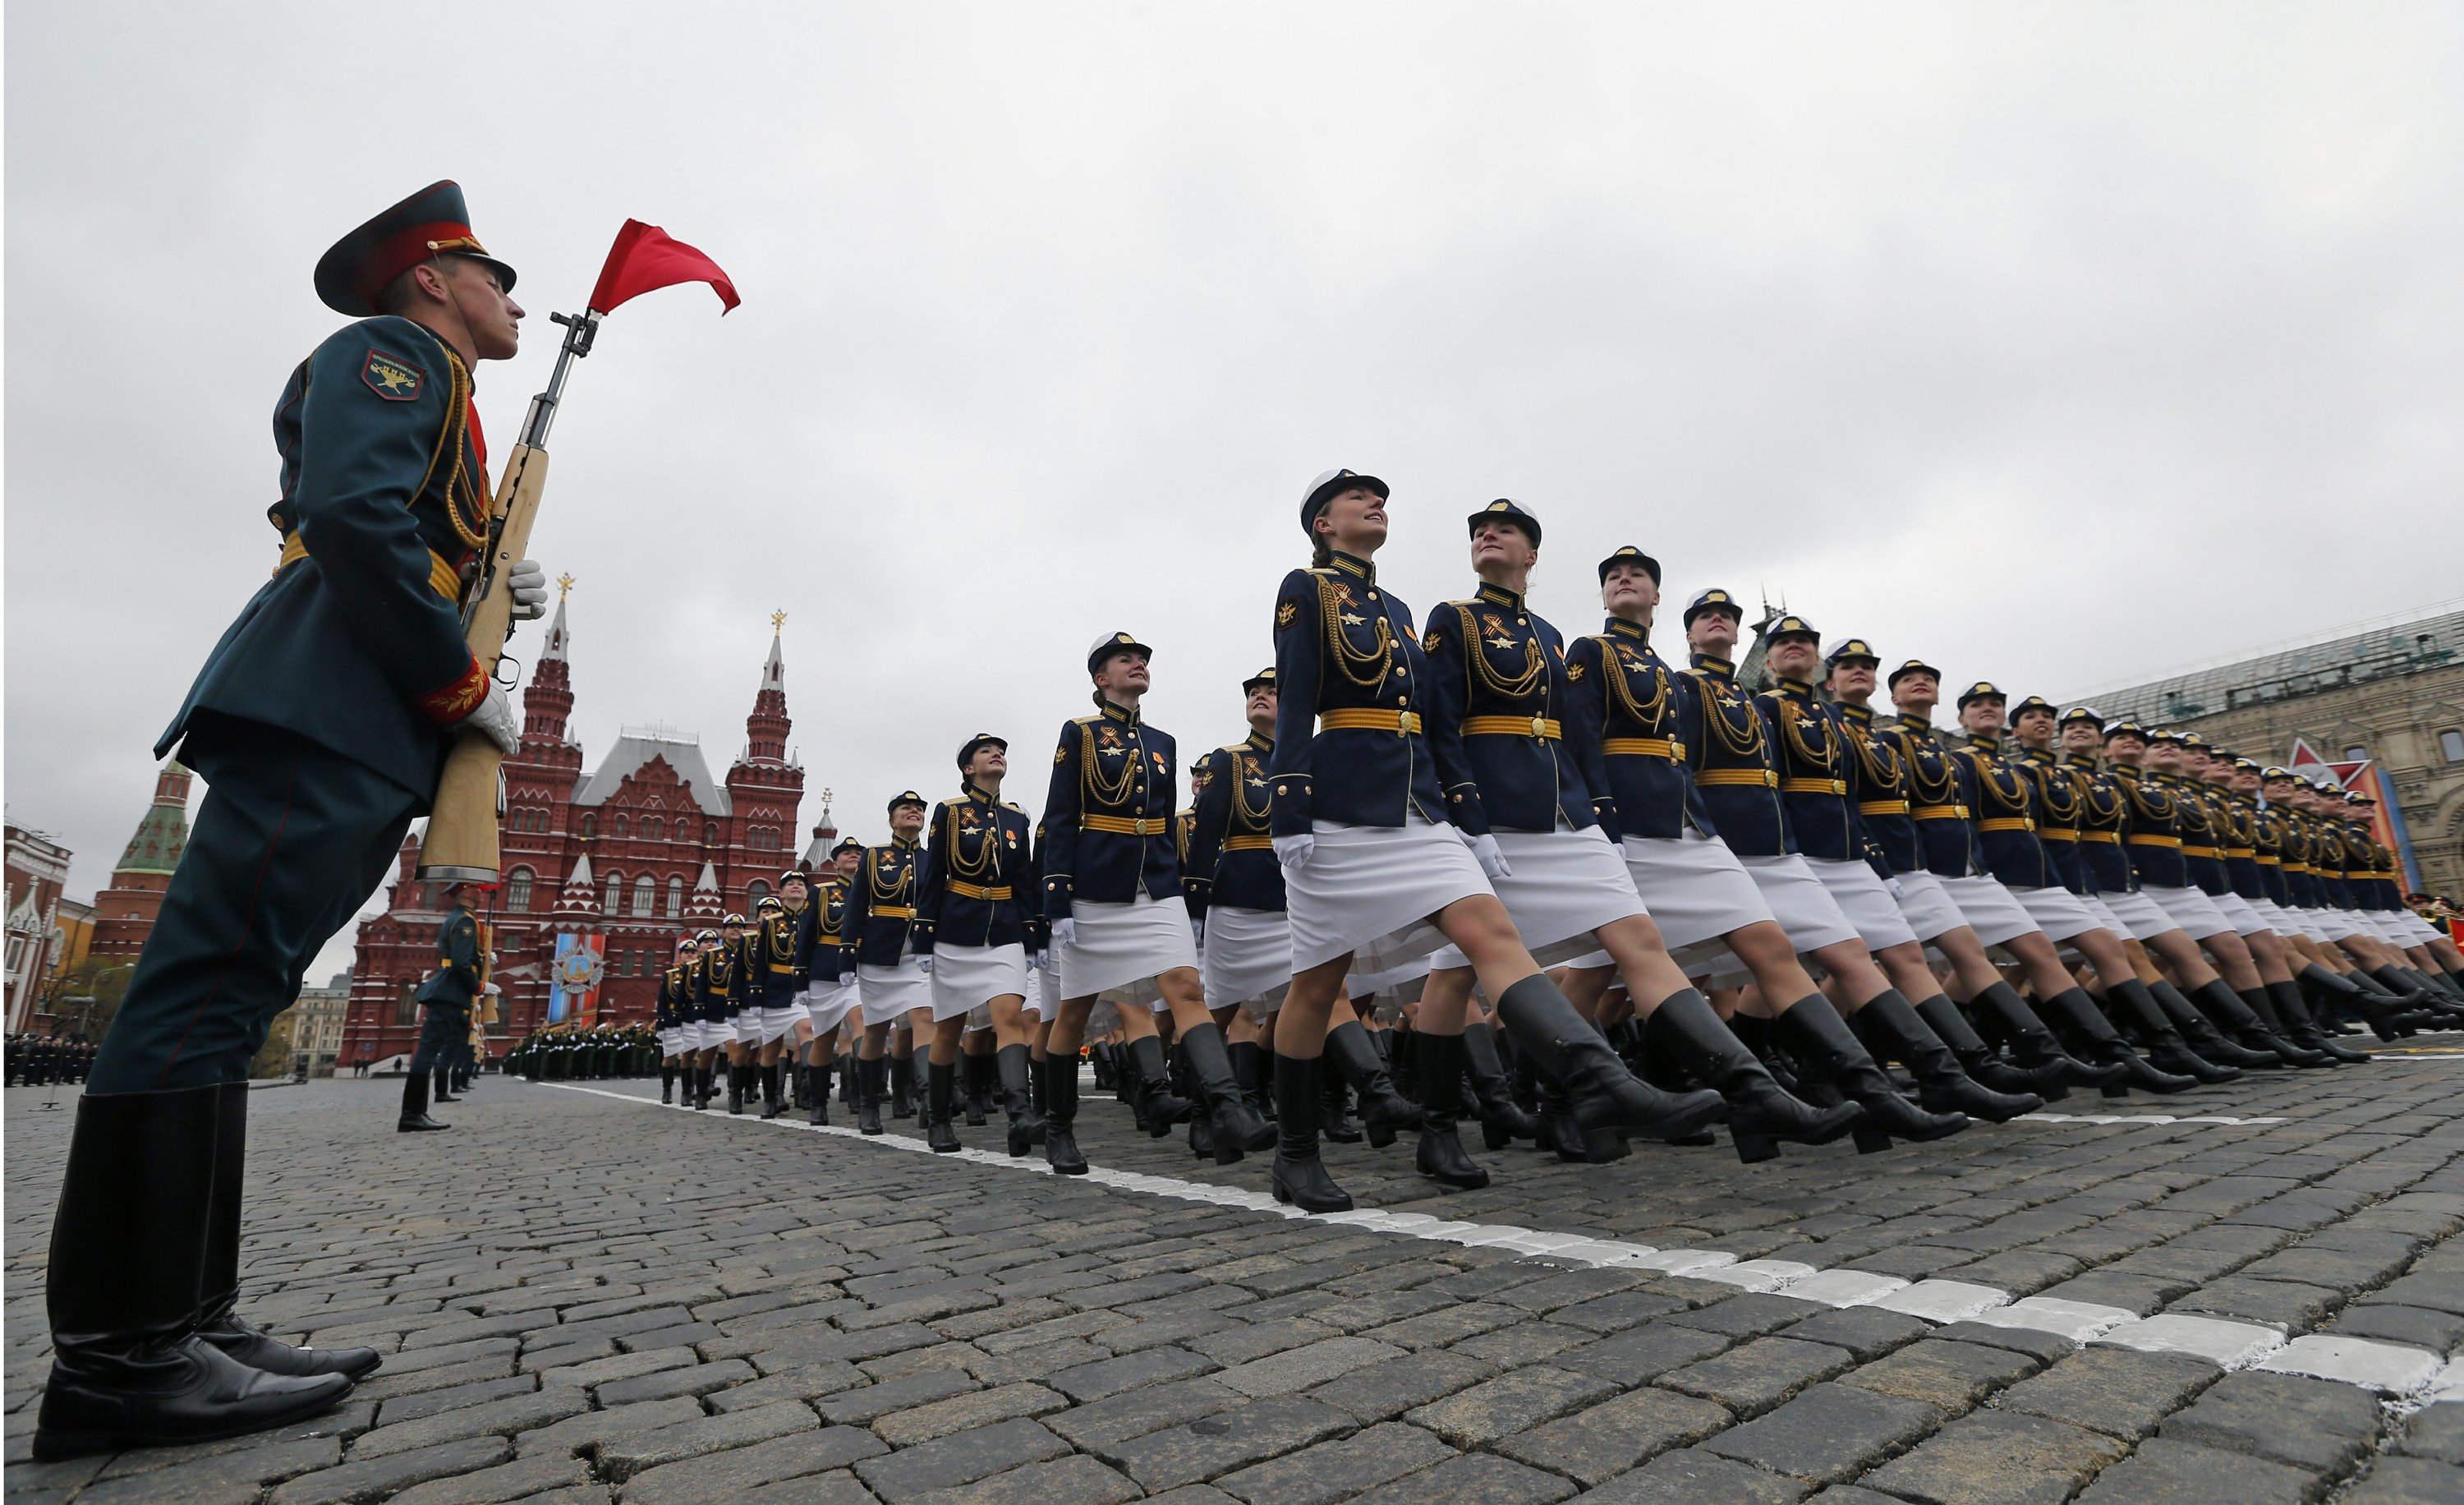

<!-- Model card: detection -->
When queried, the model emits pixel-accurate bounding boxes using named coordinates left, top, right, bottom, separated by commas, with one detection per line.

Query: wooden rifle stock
left=415, top=443, right=550, bottom=882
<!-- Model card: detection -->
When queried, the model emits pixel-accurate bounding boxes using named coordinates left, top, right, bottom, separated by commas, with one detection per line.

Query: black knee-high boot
left=1182, top=1023, right=1274, bottom=1164
left=925, top=1061, right=963, bottom=1153
left=890, top=1053, right=916, bottom=1117
left=34, top=1087, right=355, bottom=1461
left=659, top=1065, right=676, bottom=1105
left=760, top=1061, right=786, bottom=1118
left=1768, top=998, right=1967, bottom=1152
left=1129, top=1036, right=1194, bottom=1136
left=1412, top=1033, right=1488, bottom=1190
left=807, top=1058, right=833, bottom=1125
left=1845, top=991, right=2044, bottom=1121
left=1322, top=1022, right=1420, bottom=1148
left=1271, top=1055, right=1352, bottom=1213
left=1968, top=983, right=2122, bottom=1090
left=1644, top=994, right=1860, bottom=1163
left=2148, top=979, right=2280, bottom=1067
left=1491, top=976, right=1726, bottom=1142
left=1461, top=1021, right=1538, bottom=1149
left=963, top=1050, right=993, bottom=1127
left=2302, top=965, right=2408, bottom=1040
left=399, top=1070, right=448, bottom=1131
left=2203, top=983, right=2333, bottom=1066
left=2103, top=979, right=2239, bottom=1084
left=1229, top=1039, right=1271, bottom=1125
left=998, top=1043, right=1046, bottom=1157
left=202, top=1084, right=380, bottom=1380
left=2030, top=987, right=2200, bottom=1094
left=857, top=1056, right=886, bottom=1136
left=1912, top=994, right=2072, bottom=1098
left=2265, top=981, right=2373, bottom=1063
left=1041, top=1056, right=1087, bottom=1175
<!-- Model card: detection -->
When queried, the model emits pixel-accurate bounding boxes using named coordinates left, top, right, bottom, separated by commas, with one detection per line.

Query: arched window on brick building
left=505, top=868, right=534, bottom=913
left=602, top=871, right=622, bottom=914
left=667, top=877, right=685, bottom=917
left=633, top=876, right=656, bottom=917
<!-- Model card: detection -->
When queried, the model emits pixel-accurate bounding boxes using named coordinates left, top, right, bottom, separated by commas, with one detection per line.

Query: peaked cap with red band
left=315, top=179, right=517, bottom=317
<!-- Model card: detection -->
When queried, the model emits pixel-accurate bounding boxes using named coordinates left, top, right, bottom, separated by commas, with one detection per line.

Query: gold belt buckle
left=1531, top=715, right=1547, bottom=738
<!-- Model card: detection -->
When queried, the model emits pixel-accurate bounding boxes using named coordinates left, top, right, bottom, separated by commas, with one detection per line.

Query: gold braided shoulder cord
left=1777, top=698, right=1837, bottom=773
left=1454, top=604, right=1546, bottom=702
left=2121, top=772, right=2175, bottom=822
left=769, top=917, right=796, bottom=964
left=1696, top=675, right=1767, bottom=758
left=947, top=801, right=999, bottom=880
left=1079, top=721, right=1140, bottom=808
left=867, top=848, right=912, bottom=904
left=1318, top=575, right=1394, bottom=691
left=2034, top=763, right=2081, bottom=822
left=1899, top=729, right=1959, bottom=807
left=1846, top=722, right=1904, bottom=790
left=1230, top=748, right=1271, bottom=827
left=2080, top=771, right=2123, bottom=829
left=1600, top=639, right=1671, bottom=729
left=1965, top=748, right=2029, bottom=814
left=415, top=348, right=490, bottom=550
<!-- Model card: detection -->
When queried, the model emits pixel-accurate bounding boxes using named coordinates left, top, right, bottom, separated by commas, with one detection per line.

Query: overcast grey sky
left=8, top=4, right=2461, bottom=983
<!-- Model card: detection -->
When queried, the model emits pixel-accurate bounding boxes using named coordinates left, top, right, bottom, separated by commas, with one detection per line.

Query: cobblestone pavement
left=12, top=1042, right=2464, bottom=1505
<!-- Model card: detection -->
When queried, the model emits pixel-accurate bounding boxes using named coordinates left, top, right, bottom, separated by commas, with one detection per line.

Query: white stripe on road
left=531, top=1079, right=2457, bottom=1406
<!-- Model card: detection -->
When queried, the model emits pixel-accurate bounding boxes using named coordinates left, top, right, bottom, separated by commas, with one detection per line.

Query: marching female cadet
left=654, top=938, right=691, bottom=1104
left=913, top=734, right=1048, bottom=1158
left=1675, top=597, right=1972, bottom=1151
left=1956, top=693, right=2223, bottom=1087
left=679, top=930, right=724, bottom=1108
left=1266, top=472, right=1730, bottom=1213
left=2257, top=771, right=2434, bottom=1035
left=1411, top=508, right=1856, bottom=1182
left=698, top=916, right=755, bottom=1110
left=797, top=846, right=863, bottom=1125
left=1043, top=635, right=1273, bottom=1174
left=751, top=883, right=810, bottom=1117
left=1185, top=670, right=1295, bottom=1143
left=848, top=794, right=932, bottom=1130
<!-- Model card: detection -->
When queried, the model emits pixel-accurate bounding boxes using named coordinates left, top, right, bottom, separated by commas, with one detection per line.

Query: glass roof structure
left=2071, top=609, right=2464, bottom=726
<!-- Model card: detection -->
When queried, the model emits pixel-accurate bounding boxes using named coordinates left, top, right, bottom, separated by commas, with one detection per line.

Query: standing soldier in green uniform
left=35, top=182, right=547, bottom=1461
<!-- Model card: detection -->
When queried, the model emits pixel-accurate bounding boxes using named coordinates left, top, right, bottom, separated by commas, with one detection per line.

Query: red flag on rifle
left=588, top=219, right=741, bottom=315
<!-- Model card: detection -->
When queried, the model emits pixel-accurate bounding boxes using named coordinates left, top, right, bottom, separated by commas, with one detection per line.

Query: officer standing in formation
left=397, top=879, right=483, bottom=1130
left=36, top=182, right=549, bottom=1460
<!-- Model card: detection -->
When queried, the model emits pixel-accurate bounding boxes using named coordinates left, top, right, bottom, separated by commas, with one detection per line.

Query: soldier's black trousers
left=411, top=1005, right=468, bottom=1075
left=90, top=717, right=421, bottom=1094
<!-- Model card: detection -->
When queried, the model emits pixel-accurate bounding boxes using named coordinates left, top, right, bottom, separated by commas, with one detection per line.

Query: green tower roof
left=114, top=761, right=191, bottom=876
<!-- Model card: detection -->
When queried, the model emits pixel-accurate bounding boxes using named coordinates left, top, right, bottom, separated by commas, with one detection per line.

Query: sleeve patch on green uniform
left=362, top=348, right=423, bottom=401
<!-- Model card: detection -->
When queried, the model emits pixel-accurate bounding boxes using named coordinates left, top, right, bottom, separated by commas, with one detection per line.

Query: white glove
left=1469, top=832, right=1511, bottom=880
left=1050, top=918, right=1078, bottom=952
left=1034, top=950, right=1052, bottom=973
left=483, top=982, right=502, bottom=996
left=508, top=559, right=549, bottom=621
left=916, top=955, right=934, bottom=975
left=460, top=681, right=522, bottom=757
left=1274, top=834, right=1316, bottom=870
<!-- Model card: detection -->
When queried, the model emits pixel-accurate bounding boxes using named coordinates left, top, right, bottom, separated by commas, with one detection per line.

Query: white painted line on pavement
left=529, top=1078, right=2449, bottom=1403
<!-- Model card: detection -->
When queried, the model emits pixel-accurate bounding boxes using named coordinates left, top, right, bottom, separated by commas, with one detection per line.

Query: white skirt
left=1286, top=812, right=1493, bottom=974
left=1892, top=869, right=1970, bottom=944
left=1804, top=856, right=1921, bottom=951
left=2007, top=882, right=2103, bottom=943
left=2142, top=884, right=2234, bottom=939
left=758, top=1006, right=803, bottom=1044
left=931, top=942, right=1028, bottom=1022
left=1202, top=904, right=1292, bottom=1017
left=804, top=977, right=861, bottom=1035
left=859, top=956, right=931, bottom=1020
left=2402, top=910, right=2447, bottom=945
left=687, top=1019, right=729, bottom=1052
left=1738, top=854, right=1862, bottom=953
left=1426, top=824, right=1645, bottom=970
left=2209, top=891, right=2270, bottom=937
left=2281, top=906, right=2336, bottom=943
left=1620, top=830, right=1772, bottom=951
left=1060, top=891, right=1199, bottom=1000
left=1938, top=874, right=2043, bottom=947
left=1025, top=957, right=1060, bottom=1020
left=2092, top=886, right=2178, bottom=941
left=656, top=1027, right=687, bottom=1056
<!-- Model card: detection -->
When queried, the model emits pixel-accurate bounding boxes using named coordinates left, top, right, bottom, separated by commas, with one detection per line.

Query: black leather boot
left=1322, top=1066, right=1361, bottom=1144
left=890, top=1054, right=916, bottom=1118
left=1645, top=993, right=1859, bottom=1162
left=1231, top=1041, right=1274, bottom=1126
left=1271, top=1056, right=1354, bottom=1213
left=2303, top=966, right=2407, bottom=1040
left=2266, top=981, right=2373, bottom=1064
left=1323, top=1022, right=1420, bottom=1148
left=1969, top=983, right=2122, bottom=1093
left=1769, top=998, right=1966, bottom=1152
left=2033, top=987, right=2200, bottom=1094
left=398, top=1071, right=449, bottom=1132
left=1129, top=1035, right=1195, bottom=1136
left=761, top=1062, right=786, bottom=1119
left=2149, top=980, right=2280, bottom=1067
left=660, top=1066, right=675, bottom=1105
left=1183, top=1023, right=1275, bottom=1163
left=1912, top=994, right=2071, bottom=1098
left=1847, top=991, right=2044, bottom=1122
left=999, top=1044, right=1046, bottom=1157
left=1413, top=1033, right=1490, bottom=1190
left=857, top=1056, right=886, bottom=1136
left=1462, top=1021, right=1539, bottom=1149
left=925, top=1061, right=963, bottom=1152
left=1042, top=1056, right=1088, bottom=1175
left=2105, top=979, right=2240, bottom=1084
left=2203, top=982, right=2334, bottom=1067
left=1492, top=975, right=1726, bottom=1142
left=807, top=1060, right=832, bottom=1126
left=34, top=1087, right=355, bottom=1461
left=725, top=1064, right=747, bottom=1115
left=963, top=1051, right=993, bottom=1127
left=200, top=1085, right=380, bottom=1381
